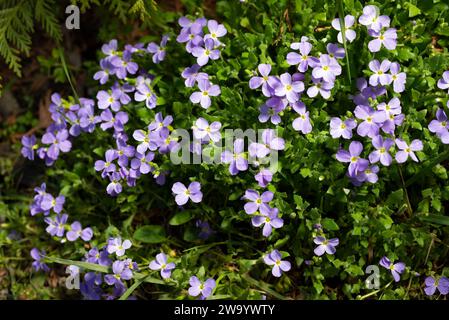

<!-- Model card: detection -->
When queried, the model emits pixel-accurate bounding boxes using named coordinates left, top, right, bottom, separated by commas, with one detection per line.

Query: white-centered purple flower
left=131, top=151, right=155, bottom=174
left=66, top=221, right=93, bottom=242
left=330, top=117, right=357, bottom=139
left=424, top=276, right=449, bottom=296
left=40, top=194, right=65, bottom=213
left=358, top=5, right=390, bottom=32
left=97, top=90, right=121, bottom=111
left=251, top=207, right=284, bottom=237
left=243, top=189, right=273, bottom=215
left=41, top=129, right=72, bottom=160
left=105, top=260, right=133, bottom=287
left=368, top=59, right=392, bottom=86
left=147, top=35, right=169, bottom=64
left=107, top=237, right=132, bottom=257
left=292, top=102, right=312, bottom=134
left=429, top=108, right=449, bottom=144
left=204, top=19, right=227, bottom=46
left=249, top=64, right=276, bottom=97
left=188, top=276, right=216, bottom=299
left=258, top=103, right=281, bottom=124
left=95, top=149, right=118, bottom=176
left=182, top=64, right=209, bottom=88
left=369, top=135, right=394, bottom=166
left=395, top=138, right=423, bottom=163
left=45, top=213, right=68, bottom=237
left=389, top=62, right=406, bottom=93
left=263, top=250, right=291, bottom=277
left=249, top=129, right=285, bottom=159
left=331, top=15, right=356, bottom=44
left=255, top=168, right=273, bottom=188
left=336, top=141, right=369, bottom=176
left=190, top=79, right=221, bottom=109
left=312, top=54, right=342, bottom=83
left=354, top=105, right=386, bottom=138
left=221, top=138, right=248, bottom=175
left=192, top=38, right=220, bottom=66
left=100, top=110, right=128, bottom=132
left=135, top=82, right=157, bottom=109
left=368, top=28, right=397, bottom=52
left=149, top=253, right=176, bottom=279
left=274, top=73, right=304, bottom=103
left=326, top=43, right=345, bottom=60
left=379, top=256, right=405, bottom=282
left=313, top=236, right=339, bottom=256
left=172, top=181, right=203, bottom=206
left=437, top=71, right=449, bottom=93
left=192, top=118, right=221, bottom=143
left=307, top=76, right=333, bottom=99
left=286, top=40, right=319, bottom=73
left=133, top=129, right=160, bottom=154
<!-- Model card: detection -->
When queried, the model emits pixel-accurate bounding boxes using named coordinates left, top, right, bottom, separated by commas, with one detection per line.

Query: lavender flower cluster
left=428, top=71, right=449, bottom=143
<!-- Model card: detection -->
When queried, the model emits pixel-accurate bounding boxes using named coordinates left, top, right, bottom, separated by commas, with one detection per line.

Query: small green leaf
left=169, top=211, right=193, bottom=226
left=133, top=225, right=166, bottom=243
left=322, top=218, right=340, bottom=231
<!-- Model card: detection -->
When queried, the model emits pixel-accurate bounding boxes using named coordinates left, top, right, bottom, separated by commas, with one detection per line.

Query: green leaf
left=169, top=211, right=193, bottom=226
left=406, top=2, right=421, bottom=17
left=133, top=225, right=166, bottom=243
left=420, top=214, right=449, bottom=226
left=322, top=218, right=340, bottom=231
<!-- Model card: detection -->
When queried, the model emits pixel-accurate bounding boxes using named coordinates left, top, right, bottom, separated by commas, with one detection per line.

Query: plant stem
left=398, top=165, right=413, bottom=216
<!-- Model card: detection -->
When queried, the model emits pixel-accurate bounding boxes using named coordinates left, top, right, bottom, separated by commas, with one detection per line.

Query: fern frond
left=35, top=0, right=62, bottom=42
left=106, top=0, right=131, bottom=23
left=71, top=0, right=101, bottom=13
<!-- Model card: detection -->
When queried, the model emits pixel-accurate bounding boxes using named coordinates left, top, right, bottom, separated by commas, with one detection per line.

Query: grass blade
left=337, top=0, right=352, bottom=84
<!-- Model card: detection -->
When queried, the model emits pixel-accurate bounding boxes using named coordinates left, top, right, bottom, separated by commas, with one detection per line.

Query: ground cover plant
left=1, top=0, right=449, bottom=300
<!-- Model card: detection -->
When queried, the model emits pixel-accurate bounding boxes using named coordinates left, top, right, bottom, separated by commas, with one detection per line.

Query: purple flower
left=30, top=248, right=50, bottom=272
left=358, top=5, right=390, bottom=32
left=105, top=260, right=133, bottom=287
left=336, top=141, right=369, bottom=176
left=368, top=28, right=397, bottom=52
left=204, top=20, right=227, bottom=45
left=258, top=103, right=281, bottom=124
left=263, top=250, right=291, bottom=277
left=94, top=59, right=114, bottom=84
left=255, top=168, right=273, bottom=188
left=369, top=59, right=392, bottom=86
left=192, top=39, right=220, bottom=66
left=41, top=129, right=72, bottom=160
left=395, top=138, right=423, bottom=163
left=330, top=117, right=357, bottom=139
left=273, top=73, right=304, bottom=103
left=95, top=150, right=118, bottom=176
left=313, top=236, right=339, bottom=256
left=369, top=135, right=394, bottom=166
left=249, top=64, right=276, bottom=97
left=100, top=110, right=128, bottom=132
left=133, top=129, right=159, bottom=154
left=130, top=151, right=155, bottom=174
left=135, top=83, right=157, bottom=109
left=355, top=105, right=386, bottom=138
left=97, top=90, right=121, bottom=111
left=102, top=39, right=118, bottom=57
left=249, top=129, right=285, bottom=158
left=429, top=109, right=449, bottom=143
left=85, top=247, right=111, bottom=266
left=188, top=276, right=216, bottom=299
left=192, top=117, right=221, bottom=143
left=437, top=71, right=449, bottom=93
left=147, top=35, right=169, bottom=63
left=149, top=112, right=173, bottom=133
left=158, top=130, right=180, bottom=154
left=251, top=207, right=284, bottom=237
left=21, top=135, right=37, bottom=160
left=286, top=40, right=318, bottom=73
left=312, top=54, right=342, bottom=83
left=196, top=220, right=213, bottom=239
left=182, top=64, right=209, bottom=88
left=221, top=139, right=248, bottom=175
left=40, top=194, right=65, bottom=213
left=389, top=62, right=406, bottom=93
left=110, top=52, right=138, bottom=79
left=331, top=15, right=356, bottom=43
left=79, top=105, right=101, bottom=133
left=106, top=172, right=123, bottom=196
left=149, top=253, right=176, bottom=279
left=292, top=102, right=312, bottom=134
left=354, top=165, right=379, bottom=184
left=377, top=97, right=401, bottom=118
left=66, top=221, right=93, bottom=242
left=107, top=237, right=132, bottom=257
left=176, top=20, right=204, bottom=53
left=45, top=214, right=68, bottom=237
left=379, top=256, right=405, bottom=282
left=172, top=181, right=203, bottom=206
left=243, top=189, right=273, bottom=215
left=189, top=79, right=221, bottom=109
left=116, top=139, right=136, bottom=167
left=307, top=77, right=333, bottom=99
left=326, top=43, right=345, bottom=60
left=424, top=276, right=449, bottom=296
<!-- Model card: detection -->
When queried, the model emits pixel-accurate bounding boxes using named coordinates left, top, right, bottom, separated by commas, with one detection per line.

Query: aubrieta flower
left=97, top=90, right=121, bottom=111
left=273, top=73, right=304, bottom=103
left=190, top=79, right=221, bottom=109
left=354, top=105, right=386, bottom=138
left=192, top=118, right=222, bottom=143
left=312, top=54, right=342, bottom=83
left=21, top=135, right=37, bottom=160
left=336, top=141, right=369, bottom=176
left=369, top=135, right=394, bottom=166
left=368, top=59, right=392, bottom=86
left=424, top=276, right=449, bottom=296
left=182, top=64, right=209, bottom=88
left=30, top=248, right=50, bottom=272
left=79, top=104, right=101, bottom=133
left=258, top=103, right=281, bottom=124
left=353, top=165, right=379, bottom=184
left=204, top=20, right=227, bottom=46
left=292, top=102, right=312, bottom=134
left=30, top=183, right=49, bottom=216
left=95, top=150, right=118, bottom=177
left=135, top=82, right=157, bottom=109
left=41, top=129, right=72, bottom=160
left=331, top=15, right=356, bottom=44
left=249, top=129, right=285, bottom=159
left=147, top=35, right=169, bottom=64
left=358, top=5, right=390, bottom=32
left=286, top=40, right=318, bottom=73
left=249, top=64, right=276, bottom=97
left=131, top=151, right=155, bottom=174
left=330, top=117, right=357, bottom=139
left=255, top=168, right=273, bottom=188
left=326, top=43, right=345, bottom=60
left=313, top=236, right=339, bottom=256
left=428, top=108, right=449, bottom=143
left=100, top=110, right=129, bottom=132
left=107, top=172, right=123, bottom=196
left=251, top=207, right=284, bottom=237
left=389, top=62, right=406, bottom=93
left=85, top=247, right=111, bottom=266
left=66, top=221, right=93, bottom=242
left=379, top=256, right=405, bottom=282
left=110, top=51, right=138, bottom=79
left=133, top=129, right=159, bottom=154
left=45, top=213, right=68, bottom=237
left=107, top=237, right=132, bottom=257
left=105, top=260, right=133, bottom=288
left=172, top=181, right=203, bottom=206
left=40, top=194, right=65, bottom=214
left=307, top=77, right=333, bottom=99
left=192, top=38, right=220, bottom=66
left=149, top=253, right=176, bottom=279
left=437, top=71, right=449, bottom=93
left=395, top=138, right=423, bottom=163
left=188, top=276, right=216, bottom=299
left=243, top=189, right=273, bottom=215
left=368, top=28, right=397, bottom=52
left=263, top=250, right=291, bottom=277
left=221, top=138, right=248, bottom=175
